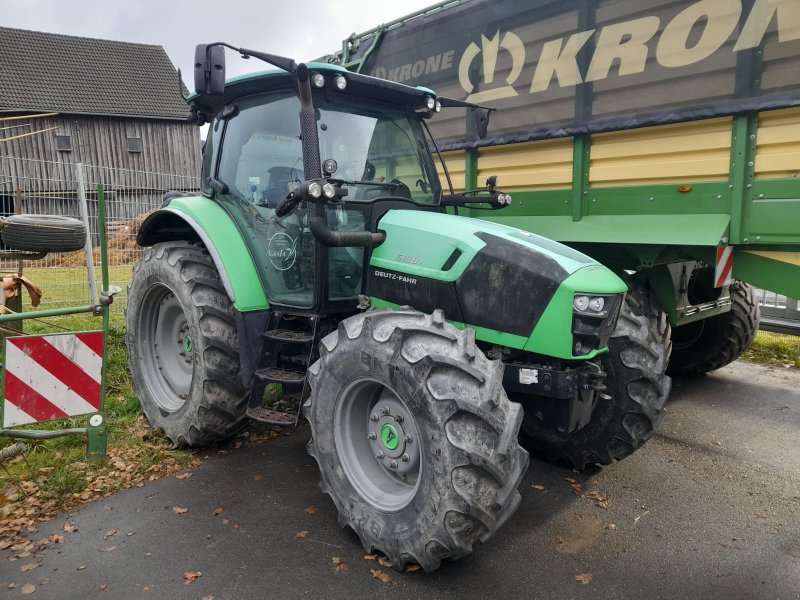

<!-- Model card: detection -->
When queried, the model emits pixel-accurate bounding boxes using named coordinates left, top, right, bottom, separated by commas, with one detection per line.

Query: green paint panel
left=481, top=214, right=731, bottom=247
left=372, top=209, right=599, bottom=282
left=733, top=250, right=800, bottom=298
left=587, top=182, right=729, bottom=216
left=524, top=265, right=627, bottom=360
left=747, top=197, right=800, bottom=244
left=163, top=197, right=269, bottom=312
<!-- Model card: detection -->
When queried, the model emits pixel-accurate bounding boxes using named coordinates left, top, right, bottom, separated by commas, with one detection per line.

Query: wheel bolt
left=401, top=454, right=410, bottom=462
left=389, top=460, right=398, bottom=469
left=405, top=435, right=413, bottom=443
left=370, top=413, right=379, bottom=422
left=368, top=432, right=377, bottom=440
left=401, top=474, right=407, bottom=481
left=179, top=351, right=186, bottom=357
left=395, top=414, right=404, bottom=423
left=381, top=406, right=390, bottom=416
left=375, top=451, right=384, bottom=459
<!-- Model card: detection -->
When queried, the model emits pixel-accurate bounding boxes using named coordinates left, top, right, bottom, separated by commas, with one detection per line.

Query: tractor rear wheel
left=305, top=309, right=528, bottom=572
left=126, top=242, right=249, bottom=446
left=521, top=279, right=672, bottom=469
left=667, top=281, right=760, bottom=376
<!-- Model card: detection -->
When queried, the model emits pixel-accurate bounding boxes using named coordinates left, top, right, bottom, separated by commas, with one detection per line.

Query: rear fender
left=137, top=196, right=269, bottom=312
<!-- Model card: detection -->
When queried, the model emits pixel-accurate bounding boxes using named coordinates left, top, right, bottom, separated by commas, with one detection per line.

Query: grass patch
left=742, top=330, right=800, bottom=368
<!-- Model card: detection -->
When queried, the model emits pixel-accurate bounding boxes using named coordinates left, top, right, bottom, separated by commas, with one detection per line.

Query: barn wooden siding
left=0, top=113, right=201, bottom=176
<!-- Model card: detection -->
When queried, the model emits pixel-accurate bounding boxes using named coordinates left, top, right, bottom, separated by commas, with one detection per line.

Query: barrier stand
left=0, top=184, right=116, bottom=461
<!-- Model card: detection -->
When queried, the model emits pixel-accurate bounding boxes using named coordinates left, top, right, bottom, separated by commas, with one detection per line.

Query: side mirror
left=473, top=107, right=491, bottom=139
left=194, top=44, right=226, bottom=95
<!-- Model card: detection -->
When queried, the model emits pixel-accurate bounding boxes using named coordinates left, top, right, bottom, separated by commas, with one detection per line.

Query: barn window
left=127, top=137, right=143, bottom=153
left=55, top=135, right=72, bottom=151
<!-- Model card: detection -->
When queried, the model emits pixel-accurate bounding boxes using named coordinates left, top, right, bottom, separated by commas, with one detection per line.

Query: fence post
left=75, top=163, right=99, bottom=305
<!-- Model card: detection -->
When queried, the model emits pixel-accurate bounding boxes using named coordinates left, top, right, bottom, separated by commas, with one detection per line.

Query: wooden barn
left=0, top=26, right=201, bottom=221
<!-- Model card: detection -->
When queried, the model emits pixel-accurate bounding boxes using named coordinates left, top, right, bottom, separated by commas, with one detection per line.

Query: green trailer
left=320, top=0, right=800, bottom=455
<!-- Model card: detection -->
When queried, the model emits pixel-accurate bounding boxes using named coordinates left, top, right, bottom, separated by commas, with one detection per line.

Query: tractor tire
left=521, top=279, right=672, bottom=470
left=126, top=241, right=249, bottom=447
left=1, top=214, right=86, bottom=253
left=305, top=309, right=529, bottom=572
left=667, top=281, right=760, bottom=376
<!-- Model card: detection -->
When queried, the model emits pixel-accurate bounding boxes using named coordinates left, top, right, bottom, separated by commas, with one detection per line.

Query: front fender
left=137, top=195, right=269, bottom=312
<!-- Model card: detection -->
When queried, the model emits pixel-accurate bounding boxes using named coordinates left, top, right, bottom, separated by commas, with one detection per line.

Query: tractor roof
left=190, top=62, right=436, bottom=116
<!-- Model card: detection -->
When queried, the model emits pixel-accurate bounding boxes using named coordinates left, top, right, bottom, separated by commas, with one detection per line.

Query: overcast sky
left=0, top=0, right=436, bottom=85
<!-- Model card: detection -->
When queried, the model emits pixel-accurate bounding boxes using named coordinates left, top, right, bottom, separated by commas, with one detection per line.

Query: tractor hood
left=368, top=210, right=626, bottom=359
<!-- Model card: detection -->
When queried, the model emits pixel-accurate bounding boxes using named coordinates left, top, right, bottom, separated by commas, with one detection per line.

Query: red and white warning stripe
left=3, top=332, right=104, bottom=427
left=715, top=245, right=734, bottom=288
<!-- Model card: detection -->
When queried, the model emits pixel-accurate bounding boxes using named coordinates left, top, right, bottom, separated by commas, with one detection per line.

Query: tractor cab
left=197, top=70, right=443, bottom=313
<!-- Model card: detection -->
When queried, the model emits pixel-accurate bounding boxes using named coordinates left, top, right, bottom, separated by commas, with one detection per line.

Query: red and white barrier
left=3, top=332, right=104, bottom=427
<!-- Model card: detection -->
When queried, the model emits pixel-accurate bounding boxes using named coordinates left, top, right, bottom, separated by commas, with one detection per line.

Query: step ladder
left=246, top=312, right=323, bottom=428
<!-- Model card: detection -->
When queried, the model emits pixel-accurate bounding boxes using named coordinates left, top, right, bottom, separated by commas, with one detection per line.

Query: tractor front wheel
left=126, top=242, right=249, bottom=446
left=305, top=309, right=528, bottom=571
left=521, top=278, right=672, bottom=469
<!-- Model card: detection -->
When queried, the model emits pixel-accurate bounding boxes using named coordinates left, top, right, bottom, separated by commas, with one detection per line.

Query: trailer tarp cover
left=344, top=0, right=800, bottom=150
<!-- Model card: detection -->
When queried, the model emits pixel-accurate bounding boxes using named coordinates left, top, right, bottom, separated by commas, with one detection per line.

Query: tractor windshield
left=214, top=90, right=440, bottom=205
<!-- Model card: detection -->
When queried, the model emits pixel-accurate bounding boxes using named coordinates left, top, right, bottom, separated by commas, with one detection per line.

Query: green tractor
left=126, top=43, right=665, bottom=570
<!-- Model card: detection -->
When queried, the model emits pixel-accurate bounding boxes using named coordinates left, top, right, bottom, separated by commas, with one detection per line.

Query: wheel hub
left=367, top=396, right=420, bottom=480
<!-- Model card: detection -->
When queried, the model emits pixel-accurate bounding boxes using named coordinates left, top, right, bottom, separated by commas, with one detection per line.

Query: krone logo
left=459, top=30, right=525, bottom=103
left=267, top=232, right=297, bottom=271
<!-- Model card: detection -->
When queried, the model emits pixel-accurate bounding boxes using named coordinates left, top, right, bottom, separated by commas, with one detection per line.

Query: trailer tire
left=667, top=281, right=760, bottom=376
left=305, top=309, right=529, bottom=572
left=126, top=241, right=249, bottom=447
left=1, top=214, right=86, bottom=253
left=521, top=279, right=672, bottom=470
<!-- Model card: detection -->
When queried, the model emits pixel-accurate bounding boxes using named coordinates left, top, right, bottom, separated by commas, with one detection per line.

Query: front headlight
left=572, top=293, right=623, bottom=356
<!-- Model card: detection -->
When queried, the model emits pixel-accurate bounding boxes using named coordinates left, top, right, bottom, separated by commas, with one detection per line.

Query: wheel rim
left=334, top=379, right=422, bottom=512
left=138, top=283, right=194, bottom=413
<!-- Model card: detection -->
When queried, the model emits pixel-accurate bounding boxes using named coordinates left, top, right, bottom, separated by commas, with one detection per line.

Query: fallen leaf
left=335, top=563, right=350, bottom=572
left=575, top=573, right=593, bottom=585
left=202, top=596, right=215, bottom=600
left=378, top=557, right=393, bottom=568
left=104, top=529, right=117, bottom=538
left=363, top=554, right=378, bottom=561
left=222, top=519, right=230, bottom=525
left=142, top=584, right=154, bottom=592
left=183, top=571, right=202, bottom=584
left=405, top=564, right=422, bottom=573
left=175, top=472, right=193, bottom=480
left=564, top=477, right=577, bottom=483
left=371, top=569, right=392, bottom=584
left=8, top=583, right=18, bottom=589
left=212, top=507, right=224, bottom=516
left=126, top=532, right=135, bottom=537
left=634, top=510, right=650, bottom=523
left=172, top=507, right=189, bottom=515
left=304, top=506, right=318, bottom=515
left=99, top=583, right=108, bottom=591
left=605, top=523, right=617, bottom=531
left=531, top=484, right=545, bottom=490
left=571, top=483, right=583, bottom=493
left=21, top=583, right=36, bottom=595
left=254, top=474, right=263, bottom=481
left=20, top=563, right=39, bottom=572
left=295, top=531, right=308, bottom=539
left=556, top=535, right=565, bottom=544
left=77, top=565, right=86, bottom=570
left=99, top=546, right=116, bottom=552
left=63, top=523, right=78, bottom=533
left=48, top=534, right=64, bottom=544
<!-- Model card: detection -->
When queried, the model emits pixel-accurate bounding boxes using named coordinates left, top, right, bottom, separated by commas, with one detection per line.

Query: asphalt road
left=2, top=361, right=799, bottom=600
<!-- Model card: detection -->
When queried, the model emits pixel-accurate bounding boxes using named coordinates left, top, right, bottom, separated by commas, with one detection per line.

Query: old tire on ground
left=667, top=281, right=760, bottom=376
left=1, top=214, right=86, bottom=253
left=126, top=241, right=249, bottom=447
left=305, top=309, right=529, bottom=572
left=520, top=278, right=672, bottom=470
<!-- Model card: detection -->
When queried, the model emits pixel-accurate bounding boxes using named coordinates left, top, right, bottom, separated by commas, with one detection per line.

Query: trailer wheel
left=1, top=214, right=86, bottom=253
left=667, top=281, right=760, bottom=376
left=521, top=279, right=672, bottom=470
left=126, top=241, right=249, bottom=447
left=305, top=309, right=528, bottom=571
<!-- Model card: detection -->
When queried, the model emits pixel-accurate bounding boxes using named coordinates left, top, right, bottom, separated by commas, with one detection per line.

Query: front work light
left=574, top=295, right=590, bottom=312
left=425, top=96, right=436, bottom=110
left=334, top=75, right=347, bottom=90
left=308, top=181, right=322, bottom=198
left=311, top=72, right=325, bottom=88
left=322, top=182, right=336, bottom=199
